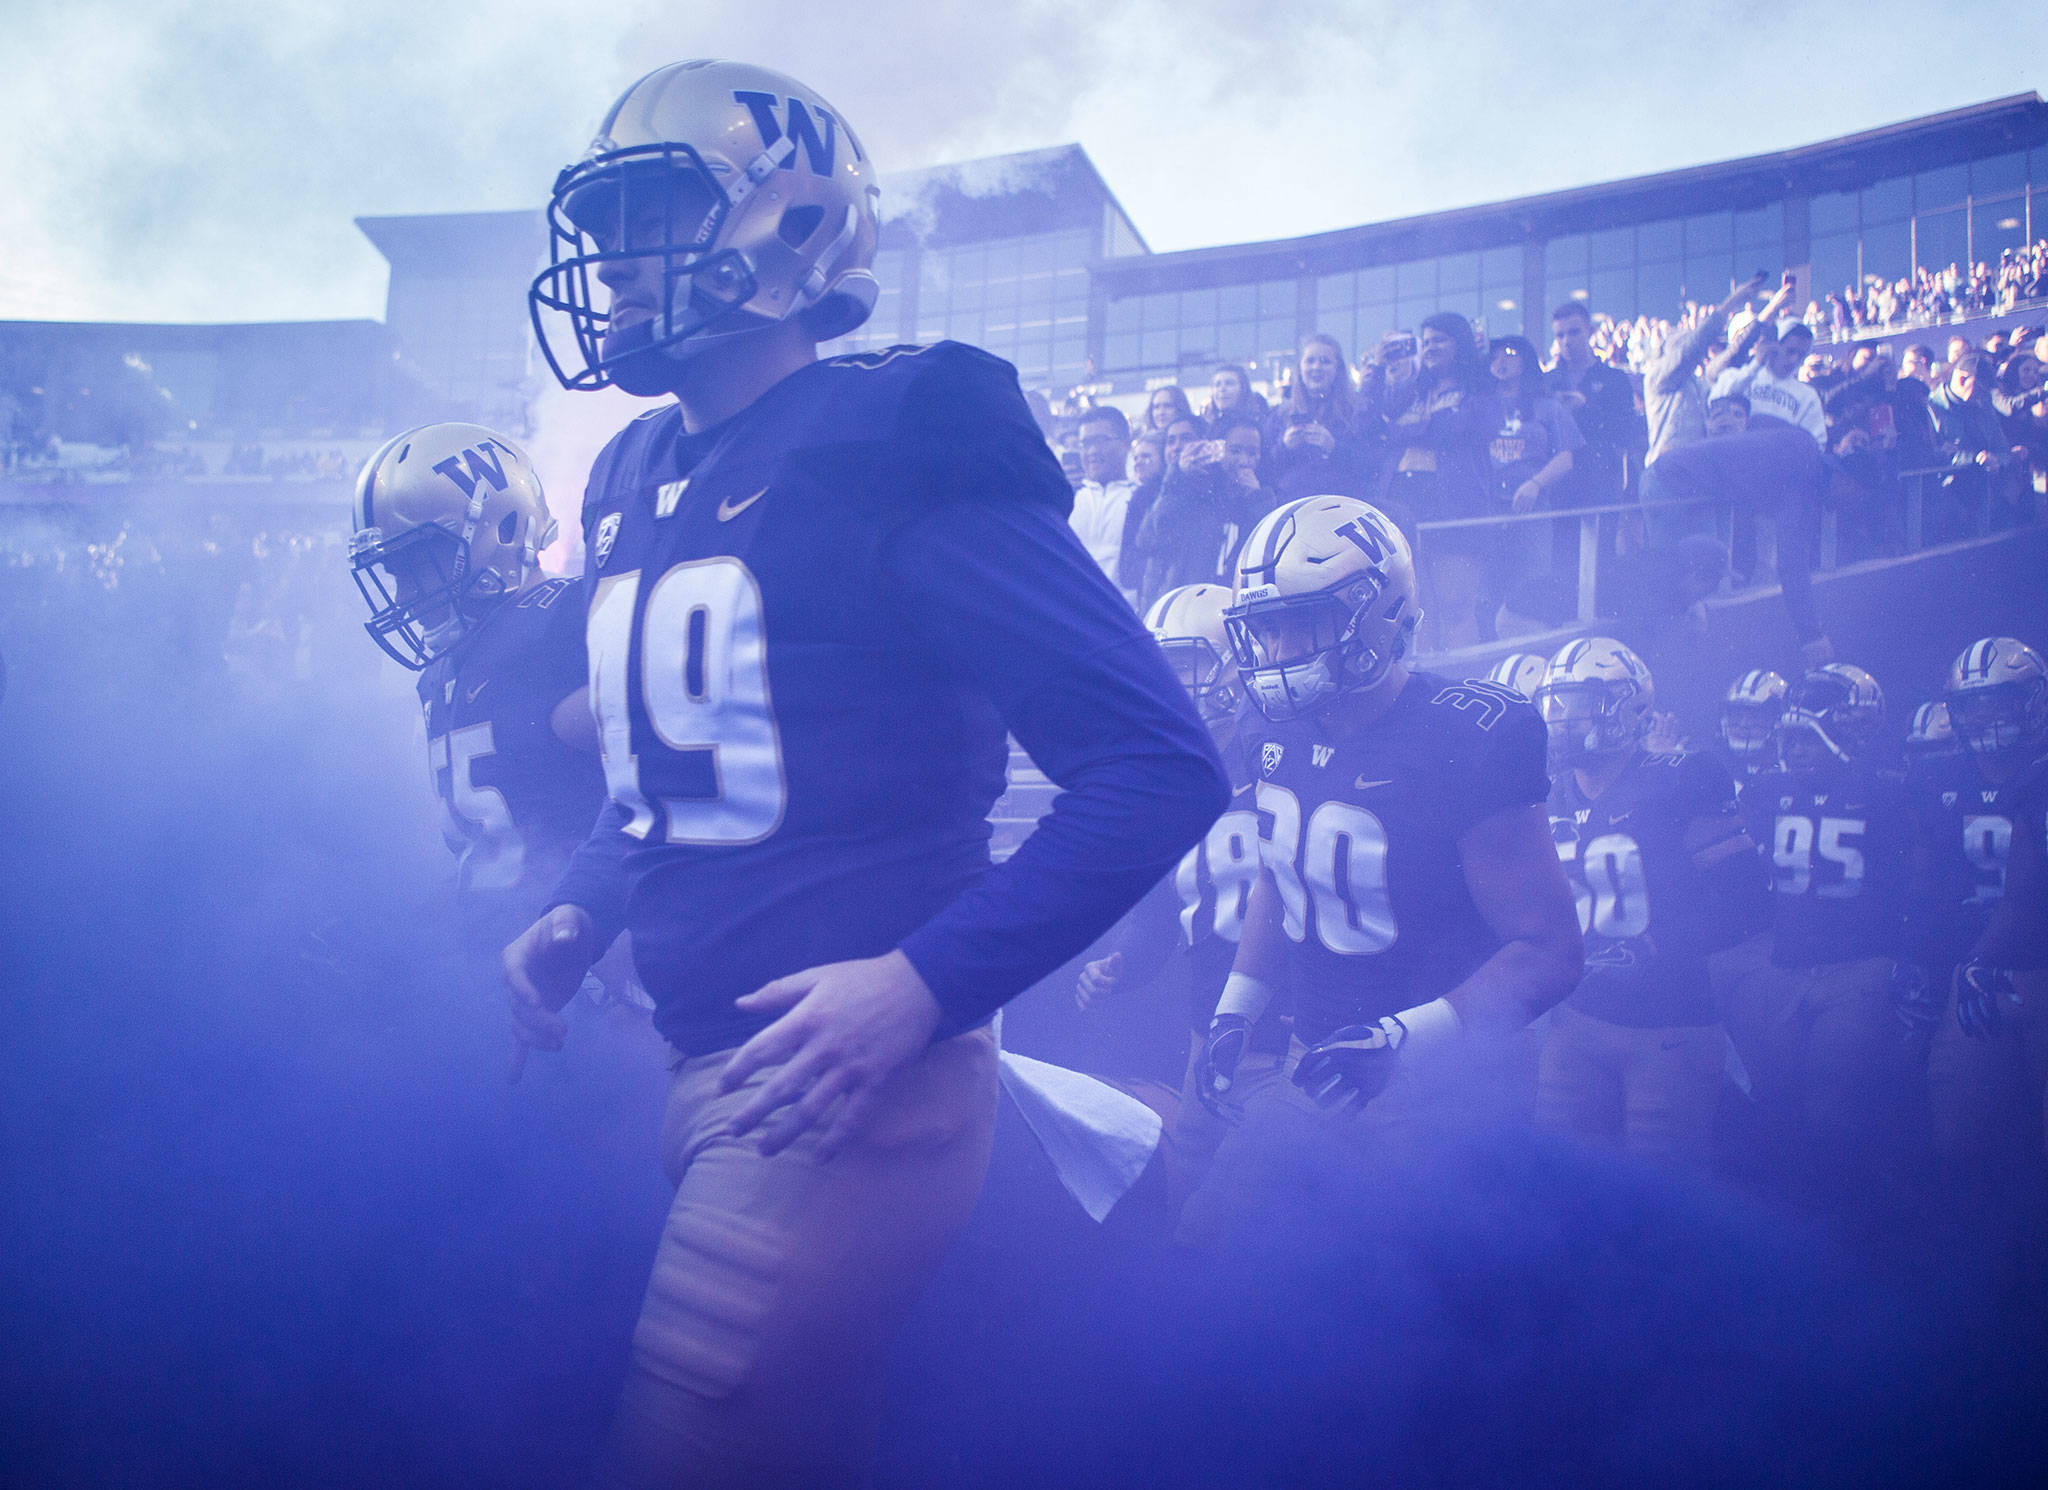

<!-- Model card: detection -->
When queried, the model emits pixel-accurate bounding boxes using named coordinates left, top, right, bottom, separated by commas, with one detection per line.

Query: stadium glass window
left=1141, top=293, right=1177, bottom=331
left=1588, top=266, right=1634, bottom=320
left=1973, top=198, right=2029, bottom=263
left=1914, top=165, right=1969, bottom=214
left=1435, top=290, right=1481, bottom=327
left=1546, top=234, right=1589, bottom=275
left=1544, top=280, right=1589, bottom=320
left=1180, top=286, right=1219, bottom=327
left=1810, top=191, right=1858, bottom=237
left=1258, top=280, right=1294, bottom=318
left=1319, top=272, right=1356, bottom=310
left=1395, top=259, right=1435, bottom=301
left=1810, top=232, right=1859, bottom=299
left=1861, top=176, right=1912, bottom=226
left=2032, top=150, right=2048, bottom=189
left=1637, top=218, right=1682, bottom=264
left=1354, top=301, right=1397, bottom=345
left=1861, top=218, right=1912, bottom=282
left=1733, top=203, right=1782, bottom=251
left=1106, top=297, right=1141, bottom=335
left=1217, top=322, right=1256, bottom=362
left=1685, top=211, right=1734, bottom=254
left=1972, top=152, right=2029, bottom=199
left=1438, top=252, right=1480, bottom=292
left=1218, top=283, right=1258, bottom=322
left=1637, top=258, right=1683, bottom=319
left=1358, top=264, right=1397, bottom=304
left=1104, top=332, right=1140, bottom=370
left=1587, top=227, right=1634, bottom=271
left=1684, top=253, right=1733, bottom=302
left=1915, top=208, right=1968, bottom=273
left=1395, top=298, right=1434, bottom=335
left=1141, top=329, right=1177, bottom=368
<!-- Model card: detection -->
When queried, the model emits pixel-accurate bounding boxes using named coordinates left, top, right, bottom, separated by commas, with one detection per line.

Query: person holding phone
left=1266, top=333, right=1375, bottom=502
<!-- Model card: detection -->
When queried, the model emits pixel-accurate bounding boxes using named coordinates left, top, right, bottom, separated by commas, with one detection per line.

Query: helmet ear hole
left=498, top=512, right=519, bottom=544
left=778, top=204, right=825, bottom=248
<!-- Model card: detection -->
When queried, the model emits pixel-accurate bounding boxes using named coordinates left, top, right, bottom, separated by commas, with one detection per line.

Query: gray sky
left=2, top=0, right=2041, bottom=324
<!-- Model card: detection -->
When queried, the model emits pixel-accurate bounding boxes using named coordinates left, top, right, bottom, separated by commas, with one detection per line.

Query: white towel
left=994, top=1045, right=1164, bottom=1223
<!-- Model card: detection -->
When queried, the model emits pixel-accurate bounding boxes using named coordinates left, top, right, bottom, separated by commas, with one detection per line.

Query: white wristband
left=1393, top=997, right=1462, bottom=1057
left=1216, top=972, right=1276, bottom=1023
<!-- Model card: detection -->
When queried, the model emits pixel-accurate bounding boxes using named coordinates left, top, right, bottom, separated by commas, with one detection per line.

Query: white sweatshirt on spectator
left=1068, top=478, right=1134, bottom=582
left=1710, top=363, right=1827, bottom=448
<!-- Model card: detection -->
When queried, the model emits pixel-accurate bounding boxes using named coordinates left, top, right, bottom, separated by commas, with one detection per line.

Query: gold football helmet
left=1536, top=637, right=1655, bottom=765
left=348, top=422, right=557, bottom=669
left=1225, top=497, right=1420, bottom=720
left=1720, top=668, right=1788, bottom=770
left=1945, top=637, right=2048, bottom=756
left=531, top=59, right=882, bottom=392
left=1145, top=584, right=1243, bottom=724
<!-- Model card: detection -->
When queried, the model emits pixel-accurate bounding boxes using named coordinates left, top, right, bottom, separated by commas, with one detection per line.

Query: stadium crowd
left=1054, top=270, right=2048, bottom=656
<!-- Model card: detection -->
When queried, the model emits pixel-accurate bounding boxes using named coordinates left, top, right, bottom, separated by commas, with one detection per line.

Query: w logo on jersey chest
left=1261, top=742, right=1286, bottom=776
left=1311, top=744, right=1336, bottom=768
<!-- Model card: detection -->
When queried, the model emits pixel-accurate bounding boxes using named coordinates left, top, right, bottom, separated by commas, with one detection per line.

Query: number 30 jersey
left=1742, top=764, right=1913, bottom=968
left=1242, top=673, right=1549, bottom=1044
left=1551, top=749, right=1749, bottom=1029
left=552, top=342, right=1224, bottom=1054
left=417, top=578, right=604, bottom=893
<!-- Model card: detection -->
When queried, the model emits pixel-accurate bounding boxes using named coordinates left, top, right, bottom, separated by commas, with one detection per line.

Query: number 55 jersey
left=1243, top=673, right=1549, bottom=1045
left=418, top=577, right=606, bottom=894
left=550, top=342, right=1226, bottom=1055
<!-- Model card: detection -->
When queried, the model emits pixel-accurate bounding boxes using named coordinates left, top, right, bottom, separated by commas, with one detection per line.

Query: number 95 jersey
left=1244, top=673, right=1549, bottom=1044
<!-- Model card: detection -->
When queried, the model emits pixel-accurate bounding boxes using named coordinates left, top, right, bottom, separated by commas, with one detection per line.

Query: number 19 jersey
left=1242, top=673, right=1549, bottom=1044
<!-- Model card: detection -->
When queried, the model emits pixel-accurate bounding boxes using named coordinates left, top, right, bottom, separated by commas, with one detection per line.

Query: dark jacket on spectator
left=1376, top=372, right=1501, bottom=530
left=1546, top=357, right=1645, bottom=502
left=1117, top=475, right=1162, bottom=594
left=1136, top=461, right=1271, bottom=601
left=1263, top=385, right=1377, bottom=502
left=1928, top=383, right=2011, bottom=464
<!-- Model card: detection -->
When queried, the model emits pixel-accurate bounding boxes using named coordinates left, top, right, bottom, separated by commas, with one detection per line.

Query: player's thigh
left=1619, top=1023, right=1724, bottom=1167
left=1534, top=1004, right=1627, bottom=1144
left=629, top=1031, right=999, bottom=1414
left=1722, top=959, right=1807, bottom=1089
left=1803, top=959, right=1909, bottom=1111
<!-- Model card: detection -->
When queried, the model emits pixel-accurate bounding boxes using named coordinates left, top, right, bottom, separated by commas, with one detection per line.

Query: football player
left=1485, top=651, right=1551, bottom=701
left=1533, top=639, right=1763, bottom=1167
left=1073, top=584, right=1277, bottom=1186
left=1914, top=638, right=2048, bottom=1172
left=1725, top=665, right=1921, bottom=1205
left=1904, top=700, right=1960, bottom=766
left=1720, top=668, right=1788, bottom=782
left=347, top=423, right=612, bottom=988
left=506, top=61, right=1228, bottom=1489
left=1177, top=497, right=1582, bottom=1241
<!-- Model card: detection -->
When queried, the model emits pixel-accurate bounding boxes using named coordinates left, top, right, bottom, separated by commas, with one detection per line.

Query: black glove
left=1888, top=961, right=1942, bottom=1046
left=1292, top=1017, right=1405, bottom=1111
left=1196, top=1014, right=1252, bottom=1117
left=1955, top=959, right=2018, bottom=1042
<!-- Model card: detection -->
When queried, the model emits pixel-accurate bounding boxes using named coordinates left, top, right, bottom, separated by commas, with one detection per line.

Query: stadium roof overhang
left=1091, top=92, right=2048, bottom=295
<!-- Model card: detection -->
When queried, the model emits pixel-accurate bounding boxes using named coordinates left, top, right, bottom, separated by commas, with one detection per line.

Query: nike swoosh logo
left=466, top=679, right=488, bottom=703
left=1354, top=777, right=1393, bottom=790
left=717, top=487, right=768, bottom=522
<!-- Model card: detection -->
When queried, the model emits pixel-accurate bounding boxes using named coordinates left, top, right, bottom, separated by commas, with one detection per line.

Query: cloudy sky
left=2, top=0, right=2041, bottom=325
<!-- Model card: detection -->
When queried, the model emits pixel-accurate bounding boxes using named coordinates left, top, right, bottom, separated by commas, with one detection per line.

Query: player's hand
left=1888, top=961, right=1942, bottom=1046
left=1195, top=1013, right=1252, bottom=1118
left=502, top=904, right=601, bottom=1077
left=1955, top=959, right=2019, bottom=1042
left=721, top=950, right=944, bottom=1159
left=1075, top=952, right=1122, bottom=1012
left=1292, top=1018, right=1405, bottom=1111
